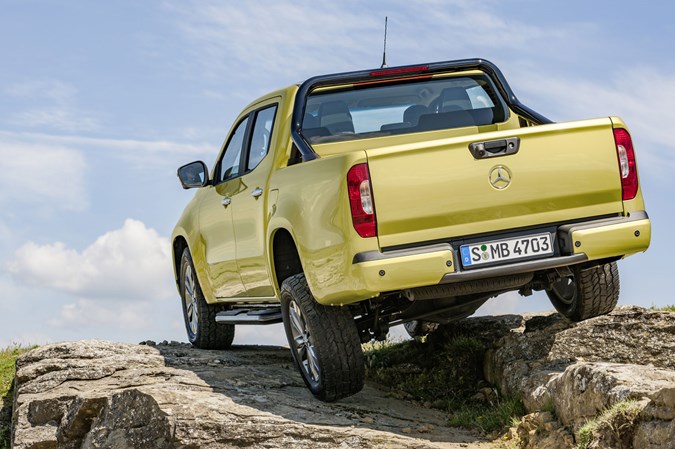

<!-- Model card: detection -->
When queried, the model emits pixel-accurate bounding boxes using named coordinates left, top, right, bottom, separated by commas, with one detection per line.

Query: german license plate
left=460, top=233, right=553, bottom=268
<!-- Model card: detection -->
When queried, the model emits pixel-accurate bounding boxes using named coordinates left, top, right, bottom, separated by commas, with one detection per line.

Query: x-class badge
left=489, top=165, right=512, bottom=190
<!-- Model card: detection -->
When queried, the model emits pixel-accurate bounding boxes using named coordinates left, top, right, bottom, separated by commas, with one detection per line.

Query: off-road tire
left=180, top=248, right=235, bottom=349
left=280, top=273, right=364, bottom=402
left=546, top=261, right=620, bottom=322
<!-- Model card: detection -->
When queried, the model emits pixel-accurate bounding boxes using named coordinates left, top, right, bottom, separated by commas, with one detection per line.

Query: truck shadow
left=153, top=342, right=493, bottom=447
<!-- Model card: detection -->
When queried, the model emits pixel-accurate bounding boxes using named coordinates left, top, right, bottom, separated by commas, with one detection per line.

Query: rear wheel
left=280, top=273, right=364, bottom=402
left=180, top=248, right=235, bottom=349
left=546, top=261, right=620, bottom=322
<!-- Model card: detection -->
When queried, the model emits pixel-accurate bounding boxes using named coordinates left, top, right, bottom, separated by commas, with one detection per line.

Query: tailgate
left=367, top=118, right=623, bottom=248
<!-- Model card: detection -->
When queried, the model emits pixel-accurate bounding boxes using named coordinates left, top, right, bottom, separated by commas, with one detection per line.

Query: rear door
left=231, top=102, right=279, bottom=298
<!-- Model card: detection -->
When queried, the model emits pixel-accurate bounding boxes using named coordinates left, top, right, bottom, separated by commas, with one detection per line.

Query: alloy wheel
left=551, top=276, right=577, bottom=305
left=184, top=264, right=199, bottom=335
left=288, top=299, right=320, bottom=382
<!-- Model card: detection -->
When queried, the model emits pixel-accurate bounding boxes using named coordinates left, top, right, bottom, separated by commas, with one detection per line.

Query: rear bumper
left=342, top=212, right=650, bottom=304
left=558, top=210, right=650, bottom=260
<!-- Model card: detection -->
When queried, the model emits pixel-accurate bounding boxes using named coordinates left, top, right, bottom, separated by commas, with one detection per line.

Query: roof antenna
left=380, top=16, right=388, bottom=68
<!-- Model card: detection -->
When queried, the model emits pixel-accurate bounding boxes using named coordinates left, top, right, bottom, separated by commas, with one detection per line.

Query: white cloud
left=9, top=107, right=101, bottom=132
left=0, top=333, right=52, bottom=349
left=167, top=0, right=381, bottom=82
left=513, top=66, right=675, bottom=174
left=49, top=298, right=156, bottom=330
left=3, top=79, right=102, bottom=132
left=44, top=295, right=187, bottom=341
left=8, top=219, right=174, bottom=302
left=166, top=0, right=597, bottom=88
left=395, top=1, right=595, bottom=57
left=0, top=130, right=214, bottom=172
left=0, top=140, right=87, bottom=211
left=0, top=129, right=211, bottom=155
left=4, top=79, right=78, bottom=104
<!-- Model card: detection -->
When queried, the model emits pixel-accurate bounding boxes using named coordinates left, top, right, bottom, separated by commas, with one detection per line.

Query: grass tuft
left=576, top=419, right=598, bottom=449
left=1, top=345, right=36, bottom=449
left=449, top=397, right=527, bottom=433
left=575, top=399, right=643, bottom=449
left=649, top=304, right=675, bottom=312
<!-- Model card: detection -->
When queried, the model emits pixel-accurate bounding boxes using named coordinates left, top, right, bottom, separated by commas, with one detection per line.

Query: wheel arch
left=269, top=227, right=304, bottom=293
left=172, top=235, right=189, bottom=291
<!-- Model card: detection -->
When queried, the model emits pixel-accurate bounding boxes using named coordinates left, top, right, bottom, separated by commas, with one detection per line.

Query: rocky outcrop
left=426, top=306, right=674, bottom=448
left=11, top=306, right=674, bottom=449
left=12, top=340, right=491, bottom=449
left=479, top=306, right=675, bottom=448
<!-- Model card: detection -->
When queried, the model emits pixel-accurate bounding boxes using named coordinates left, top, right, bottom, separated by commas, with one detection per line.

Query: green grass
left=576, top=419, right=598, bottom=449
left=542, top=398, right=557, bottom=420
left=364, top=333, right=525, bottom=433
left=365, top=335, right=484, bottom=402
left=1, top=345, right=35, bottom=449
left=575, top=399, right=642, bottom=449
left=652, top=304, right=675, bottom=312
left=448, top=397, right=527, bottom=434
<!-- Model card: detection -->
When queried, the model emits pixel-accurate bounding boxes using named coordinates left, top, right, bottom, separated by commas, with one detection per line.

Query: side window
left=218, top=116, right=249, bottom=182
left=247, top=105, right=277, bottom=171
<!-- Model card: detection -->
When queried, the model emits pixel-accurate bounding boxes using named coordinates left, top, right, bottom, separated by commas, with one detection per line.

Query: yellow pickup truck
left=172, top=59, right=650, bottom=401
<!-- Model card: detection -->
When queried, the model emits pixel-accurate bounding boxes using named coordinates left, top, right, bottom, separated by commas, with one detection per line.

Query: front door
left=199, top=115, right=249, bottom=298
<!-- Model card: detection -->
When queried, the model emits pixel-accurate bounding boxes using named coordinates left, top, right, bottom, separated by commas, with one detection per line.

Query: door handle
left=251, top=187, right=263, bottom=198
left=469, top=137, right=520, bottom=159
left=221, top=197, right=231, bottom=207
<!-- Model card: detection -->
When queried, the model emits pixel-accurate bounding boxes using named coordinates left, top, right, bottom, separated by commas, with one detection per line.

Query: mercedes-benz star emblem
left=489, top=165, right=512, bottom=190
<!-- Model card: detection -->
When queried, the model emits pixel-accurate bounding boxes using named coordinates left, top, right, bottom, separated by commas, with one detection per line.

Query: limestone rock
left=477, top=306, right=675, bottom=448
left=547, top=306, right=675, bottom=369
left=632, top=418, right=675, bottom=449
left=12, top=306, right=674, bottom=449
left=544, top=363, right=675, bottom=429
left=513, top=411, right=574, bottom=449
left=13, top=340, right=490, bottom=449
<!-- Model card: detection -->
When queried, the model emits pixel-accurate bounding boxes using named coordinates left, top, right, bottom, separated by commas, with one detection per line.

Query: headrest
left=439, top=87, right=472, bottom=111
left=403, top=105, right=428, bottom=125
left=318, top=101, right=354, bottom=133
left=318, top=101, right=352, bottom=118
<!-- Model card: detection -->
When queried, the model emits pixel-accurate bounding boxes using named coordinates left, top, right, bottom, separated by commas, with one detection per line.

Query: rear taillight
left=613, top=128, right=638, bottom=200
left=347, top=163, right=377, bottom=238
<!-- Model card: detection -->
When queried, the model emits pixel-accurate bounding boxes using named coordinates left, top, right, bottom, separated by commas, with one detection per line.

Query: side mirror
left=177, top=161, right=209, bottom=189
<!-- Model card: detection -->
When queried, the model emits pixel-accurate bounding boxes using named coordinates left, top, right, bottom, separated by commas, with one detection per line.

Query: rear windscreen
left=301, top=74, right=508, bottom=144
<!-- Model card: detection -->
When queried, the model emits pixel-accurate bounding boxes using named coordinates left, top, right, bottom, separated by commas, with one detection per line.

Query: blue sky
left=1, top=0, right=673, bottom=347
